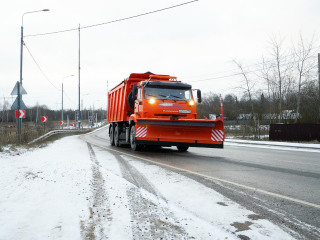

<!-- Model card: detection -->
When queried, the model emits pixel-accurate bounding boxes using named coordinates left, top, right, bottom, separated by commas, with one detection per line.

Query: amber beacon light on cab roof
left=107, top=72, right=225, bottom=151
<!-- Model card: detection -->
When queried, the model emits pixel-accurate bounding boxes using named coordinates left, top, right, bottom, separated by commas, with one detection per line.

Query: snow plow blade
left=135, top=118, right=224, bottom=148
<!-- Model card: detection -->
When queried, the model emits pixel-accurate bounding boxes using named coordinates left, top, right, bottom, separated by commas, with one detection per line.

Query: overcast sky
left=0, top=0, right=319, bottom=111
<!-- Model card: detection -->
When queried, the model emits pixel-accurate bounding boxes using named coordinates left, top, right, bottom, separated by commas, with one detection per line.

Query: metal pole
left=17, top=82, right=21, bottom=141
left=107, top=80, right=108, bottom=121
left=18, top=25, right=23, bottom=141
left=62, top=82, right=63, bottom=129
left=318, top=53, right=320, bottom=123
left=18, top=9, right=49, bottom=141
left=78, top=24, right=81, bottom=129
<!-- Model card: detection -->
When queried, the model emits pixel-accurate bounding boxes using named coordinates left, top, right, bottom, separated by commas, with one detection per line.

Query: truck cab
left=133, top=80, right=201, bottom=121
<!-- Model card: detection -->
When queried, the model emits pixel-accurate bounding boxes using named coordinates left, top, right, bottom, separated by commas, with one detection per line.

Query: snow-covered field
left=0, top=135, right=294, bottom=239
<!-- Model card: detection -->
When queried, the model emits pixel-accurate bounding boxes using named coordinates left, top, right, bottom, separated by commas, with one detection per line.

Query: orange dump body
left=108, top=73, right=224, bottom=149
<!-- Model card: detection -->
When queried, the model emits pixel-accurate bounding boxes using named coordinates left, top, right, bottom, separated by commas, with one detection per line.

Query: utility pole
left=18, top=9, right=49, bottom=141
left=318, top=53, right=320, bottom=123
left=78, top=24, right=81, bottom=129
left=107, top=80, right=108, bottom=120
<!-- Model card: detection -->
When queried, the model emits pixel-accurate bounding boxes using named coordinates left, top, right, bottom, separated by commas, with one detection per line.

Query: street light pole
left=19, top=9, right=49, bottom=140
left=61, top=75, right=74, bottom=129
left=78, top=24, right=81, bottom=129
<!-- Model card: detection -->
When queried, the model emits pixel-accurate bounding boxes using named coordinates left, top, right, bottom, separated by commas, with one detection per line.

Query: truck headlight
left=189, top=100, right=195, bottom=106
left=149, top=99, right=155, bottom=104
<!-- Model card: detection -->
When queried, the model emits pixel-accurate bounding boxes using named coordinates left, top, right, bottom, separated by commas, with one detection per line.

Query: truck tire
left=130, top=125, right=140, bottom=151
left=114, top=124, right=120, bottom=147
left=177, top=146, right=189, bottom=152
left=109, top=124, right=115, bottom=146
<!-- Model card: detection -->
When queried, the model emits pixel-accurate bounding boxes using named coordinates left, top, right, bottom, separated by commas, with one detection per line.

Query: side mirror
left=132, top=84, right=137, bottom=101
left=197, top=90, right=202, bottom=103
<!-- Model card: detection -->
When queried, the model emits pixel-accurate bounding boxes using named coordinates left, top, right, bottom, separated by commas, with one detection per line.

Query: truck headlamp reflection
left=148, top=99, right=156, bottom=104
left=189, top=100, right=195, bottom=106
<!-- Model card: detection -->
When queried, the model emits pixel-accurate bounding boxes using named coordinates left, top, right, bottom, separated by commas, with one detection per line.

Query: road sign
left=15, top=110, right=25, bottom=118
left=11, top=96, right=27, bottom=110
left=60, top=121, right=64, bottom=125
left=11, top=81, right=27, bottom=95
left=41, top=116, right=48, bottom=122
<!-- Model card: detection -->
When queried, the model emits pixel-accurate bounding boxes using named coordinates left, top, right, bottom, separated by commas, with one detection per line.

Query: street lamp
left=18, top=9, right=49, bottom=140
left=61, top=75, right=74, bottom=128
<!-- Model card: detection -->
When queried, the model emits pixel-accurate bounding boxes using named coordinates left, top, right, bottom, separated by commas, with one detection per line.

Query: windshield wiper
left=158, top=94, right=183, bottom=99
left=170, top=95, right=183, bottom=99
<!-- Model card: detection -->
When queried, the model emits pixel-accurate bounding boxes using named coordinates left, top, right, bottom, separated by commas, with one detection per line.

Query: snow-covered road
left=0, top=135, right=294, bottom=239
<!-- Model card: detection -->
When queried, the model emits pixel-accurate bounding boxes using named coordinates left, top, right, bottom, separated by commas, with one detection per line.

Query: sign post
left=11, top=81, right=27, bottom=141
left=41, top=116, right=48, bottom=132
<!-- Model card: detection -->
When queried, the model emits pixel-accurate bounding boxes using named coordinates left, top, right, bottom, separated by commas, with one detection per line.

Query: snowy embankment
left=0, top=135, right=293, bottom=239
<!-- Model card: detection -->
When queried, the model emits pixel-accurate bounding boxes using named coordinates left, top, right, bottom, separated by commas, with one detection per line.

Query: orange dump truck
left=107, top=72, right=224, bottom=151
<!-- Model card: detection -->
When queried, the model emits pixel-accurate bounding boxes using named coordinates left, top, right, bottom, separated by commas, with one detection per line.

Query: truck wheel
left=109, top=124, right=115, bottom=146
left=177, top=146, right=189, bottom=152
left=130, top=125, right=140, bottom=151
left=114, top=124, right=120, bottom=147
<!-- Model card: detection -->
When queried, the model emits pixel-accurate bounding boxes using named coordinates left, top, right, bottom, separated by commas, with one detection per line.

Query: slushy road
left=82, top=127, right=320, bottom=239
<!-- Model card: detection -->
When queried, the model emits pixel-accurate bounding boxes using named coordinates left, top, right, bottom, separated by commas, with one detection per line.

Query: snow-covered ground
left=0, top=135, right=294, bottom=239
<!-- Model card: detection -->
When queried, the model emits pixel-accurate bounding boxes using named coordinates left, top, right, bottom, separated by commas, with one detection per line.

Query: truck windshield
left=144, top=87, right=192, bottom=101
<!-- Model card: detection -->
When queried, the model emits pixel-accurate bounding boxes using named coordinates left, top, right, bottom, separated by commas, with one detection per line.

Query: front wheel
left=130, top=125, right=140, bottom=151
left=177, top=146, right=189, bottom=152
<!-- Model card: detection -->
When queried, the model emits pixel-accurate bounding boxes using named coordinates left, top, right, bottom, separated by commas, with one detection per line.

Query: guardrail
left=225, top=139, right=320, bottom=150
left=28, top=129, right=90, bottom=145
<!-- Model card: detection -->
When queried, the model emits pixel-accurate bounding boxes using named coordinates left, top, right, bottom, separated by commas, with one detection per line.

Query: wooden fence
left=269, top=124, right=320, bottom=141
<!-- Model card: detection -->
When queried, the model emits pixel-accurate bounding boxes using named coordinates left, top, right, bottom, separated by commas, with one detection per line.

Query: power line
left=24, top=0, right=199, bottom=38
left=24, top=42, right=61, bottom=91
left=182, top=45, right=320, bottom=80
left=185, top=55, right=318, bottom=83
left=24, top=42, right=77, bottom=106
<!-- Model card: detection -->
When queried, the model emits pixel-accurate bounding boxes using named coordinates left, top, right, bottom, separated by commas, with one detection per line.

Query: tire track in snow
left=108, top=151, right=190, bottom=239
left=80, top=143, right=111, bottom=240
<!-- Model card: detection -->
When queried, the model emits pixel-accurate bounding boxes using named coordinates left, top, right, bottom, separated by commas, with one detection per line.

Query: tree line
left=198, top=34, right=320, bottom=124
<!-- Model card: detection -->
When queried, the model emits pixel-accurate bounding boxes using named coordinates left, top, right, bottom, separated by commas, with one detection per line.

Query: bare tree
left=292, top=33, right=318, bottom=123
left=267, top=35, right=293, bottom=122
left=233, top=60, right=256, bottom=119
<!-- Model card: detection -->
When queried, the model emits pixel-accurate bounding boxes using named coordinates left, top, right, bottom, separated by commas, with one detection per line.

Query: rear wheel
left=177, top=146, right=189, bottom=152
left=109, top=124, right=115, bottom=146
left=114, top=124, right=120, bottom=147
left=130, top=125, right=140, bottom=151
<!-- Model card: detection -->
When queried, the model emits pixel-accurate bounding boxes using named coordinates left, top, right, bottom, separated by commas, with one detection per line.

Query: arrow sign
left=60, top=121, right=64, bottom=125
left=15, top=110, right=26, bottom=118
left=41, top=116, right=48, bottom=122
left=11, top=96, right=27, bottom=110
left=11, top=81, right=27, bottom=95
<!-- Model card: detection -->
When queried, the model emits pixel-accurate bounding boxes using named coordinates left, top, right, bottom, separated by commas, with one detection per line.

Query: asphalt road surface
left=81, top=127, right=320, bottom=239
